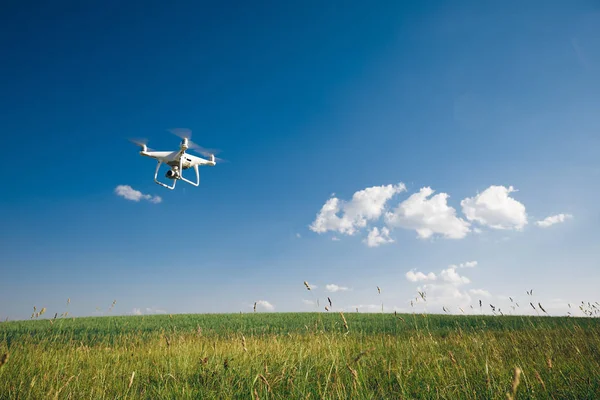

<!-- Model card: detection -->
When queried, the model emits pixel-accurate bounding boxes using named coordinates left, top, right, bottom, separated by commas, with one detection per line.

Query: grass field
left=1, top=312, right=599, bottom=399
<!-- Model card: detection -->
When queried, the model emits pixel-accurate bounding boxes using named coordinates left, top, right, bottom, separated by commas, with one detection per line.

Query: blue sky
left=1, top=1, right=599, bottom=320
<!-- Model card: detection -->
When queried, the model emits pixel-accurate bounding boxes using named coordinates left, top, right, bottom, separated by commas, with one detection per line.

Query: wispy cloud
left=254, top=300, right=275, bottom=311
left=115, top=185, right=162, bottom=203
left=145, top=307, right=167, bottom=314
left=131, top=307, right=166, bottom=315
left=535, top=213, right=573, bottom=228
left=326, top=284, right=349, bottom=292
left=450, top=261, right=478, bottom=268
left=469, top=288, right=491, bottom=297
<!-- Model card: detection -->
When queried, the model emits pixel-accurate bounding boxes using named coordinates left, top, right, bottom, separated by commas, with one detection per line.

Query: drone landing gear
left=153, top=160, right=200, bottom=190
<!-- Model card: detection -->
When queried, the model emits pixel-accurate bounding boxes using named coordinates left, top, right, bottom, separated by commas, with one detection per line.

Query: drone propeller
left=128, top=138, right=152, bottom=151
left=168, top=128, right=226, bottom=162
left=168, top=128, right=193, bottom=140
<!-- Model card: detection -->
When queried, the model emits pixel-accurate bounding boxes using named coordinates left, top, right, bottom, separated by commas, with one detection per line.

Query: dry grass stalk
left=506, top=366, right=522, bottom=400
left=547, top=358, right=553, bottom=370
left=354, top=347, right=375, bottom=363
left=259, top=374, right=271, bottom=392
left=448, top=351, right=457, bottom=365
left=128, top=371, right=135, bottom=389
left=304, top=281, right=311, bottom=290
left=535, top=371, right=546, bottom=391
left=347, top=364, right=358, bottom=390
left=53, top=375, right=76, bottom=400
left=241, top=335, right=247, bottom=352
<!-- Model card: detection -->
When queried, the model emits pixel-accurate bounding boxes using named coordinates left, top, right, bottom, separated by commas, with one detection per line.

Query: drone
left=130, top=128, right=222, bottom=190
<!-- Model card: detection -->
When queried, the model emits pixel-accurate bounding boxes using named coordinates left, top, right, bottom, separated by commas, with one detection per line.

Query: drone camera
left=165, top=169, right=179, bottom=180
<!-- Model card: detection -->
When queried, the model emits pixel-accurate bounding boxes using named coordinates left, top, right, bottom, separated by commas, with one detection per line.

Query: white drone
left=130, top=128, right=222, bottom=190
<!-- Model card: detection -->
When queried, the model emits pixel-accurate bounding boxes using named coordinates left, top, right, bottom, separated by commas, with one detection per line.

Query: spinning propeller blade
left=168, top=128, right=225, bottom=161
left=168, top=128, right=192, bottom=140
left=128, top=138, right=152, bottom=151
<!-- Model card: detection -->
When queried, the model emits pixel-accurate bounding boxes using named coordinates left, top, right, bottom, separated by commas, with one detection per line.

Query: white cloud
left=461, top=185, right=527, bottom=230
left=469, top=289, right=491, bottom=298
left=310, top=183, right=406, bottom=235
left=302, top=299, right=315, bottom=306
left=254, top=300, right=274, bottom=311
left=115, top=185, right=162, bottom=204
left=417, top=282, right=472, bottom=309
left=449, top=261, right=478, bottom=268
left=364, top=227, right=394, bottom=247
left=440, top=266, right=471, bottom=285
left=535, top=213, right=573, bottom=228
left=326, top=284, right=350, bottom=292
left=131, top=307, right=166, bottom=315
left=405, top=263, right=482, bottom=312
left=351, top=304, right=384, bottom=313
left=384, top=187, right=471, bottom=239
left=406, top=269, right=437, bottom=282
left=145, top=307, right=167, bottom=314
left=331, top=236, right=340, bottom=241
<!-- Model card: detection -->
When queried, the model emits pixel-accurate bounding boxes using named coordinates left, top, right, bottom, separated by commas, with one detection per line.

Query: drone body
left=132, top=130, right=218, bottom=190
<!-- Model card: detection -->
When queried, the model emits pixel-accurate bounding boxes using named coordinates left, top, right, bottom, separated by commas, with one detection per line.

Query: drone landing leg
left=154, top=160, right=176, bottom=190
left=180, top=164, right=200, bottom=187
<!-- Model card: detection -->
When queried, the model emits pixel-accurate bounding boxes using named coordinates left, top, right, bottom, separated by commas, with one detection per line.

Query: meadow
left=1, top=311, right=599, bottom=399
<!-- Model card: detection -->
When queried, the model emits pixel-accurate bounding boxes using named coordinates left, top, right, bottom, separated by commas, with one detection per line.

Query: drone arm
left=154, top=160, right=176, bottom=190
left=180, top=163, right=200, bottom=186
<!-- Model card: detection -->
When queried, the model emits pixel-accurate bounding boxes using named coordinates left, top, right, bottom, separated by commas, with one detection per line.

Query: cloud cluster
left=309, top=182, right=571, bottom=246
left=115, top=185, right=162, bottom=204
left=406, top=261, right=488, bottom=312
left=385, top=187, right=470, bottom=239
left=310, top=183, right=406, bottom=235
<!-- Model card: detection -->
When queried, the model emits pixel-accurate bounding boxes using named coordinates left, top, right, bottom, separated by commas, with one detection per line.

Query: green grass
left=1, top=312, right=599, bottom=399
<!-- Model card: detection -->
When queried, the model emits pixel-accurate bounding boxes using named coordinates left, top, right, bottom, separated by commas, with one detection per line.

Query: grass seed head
left=339, top=311, right=348, bottom=331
